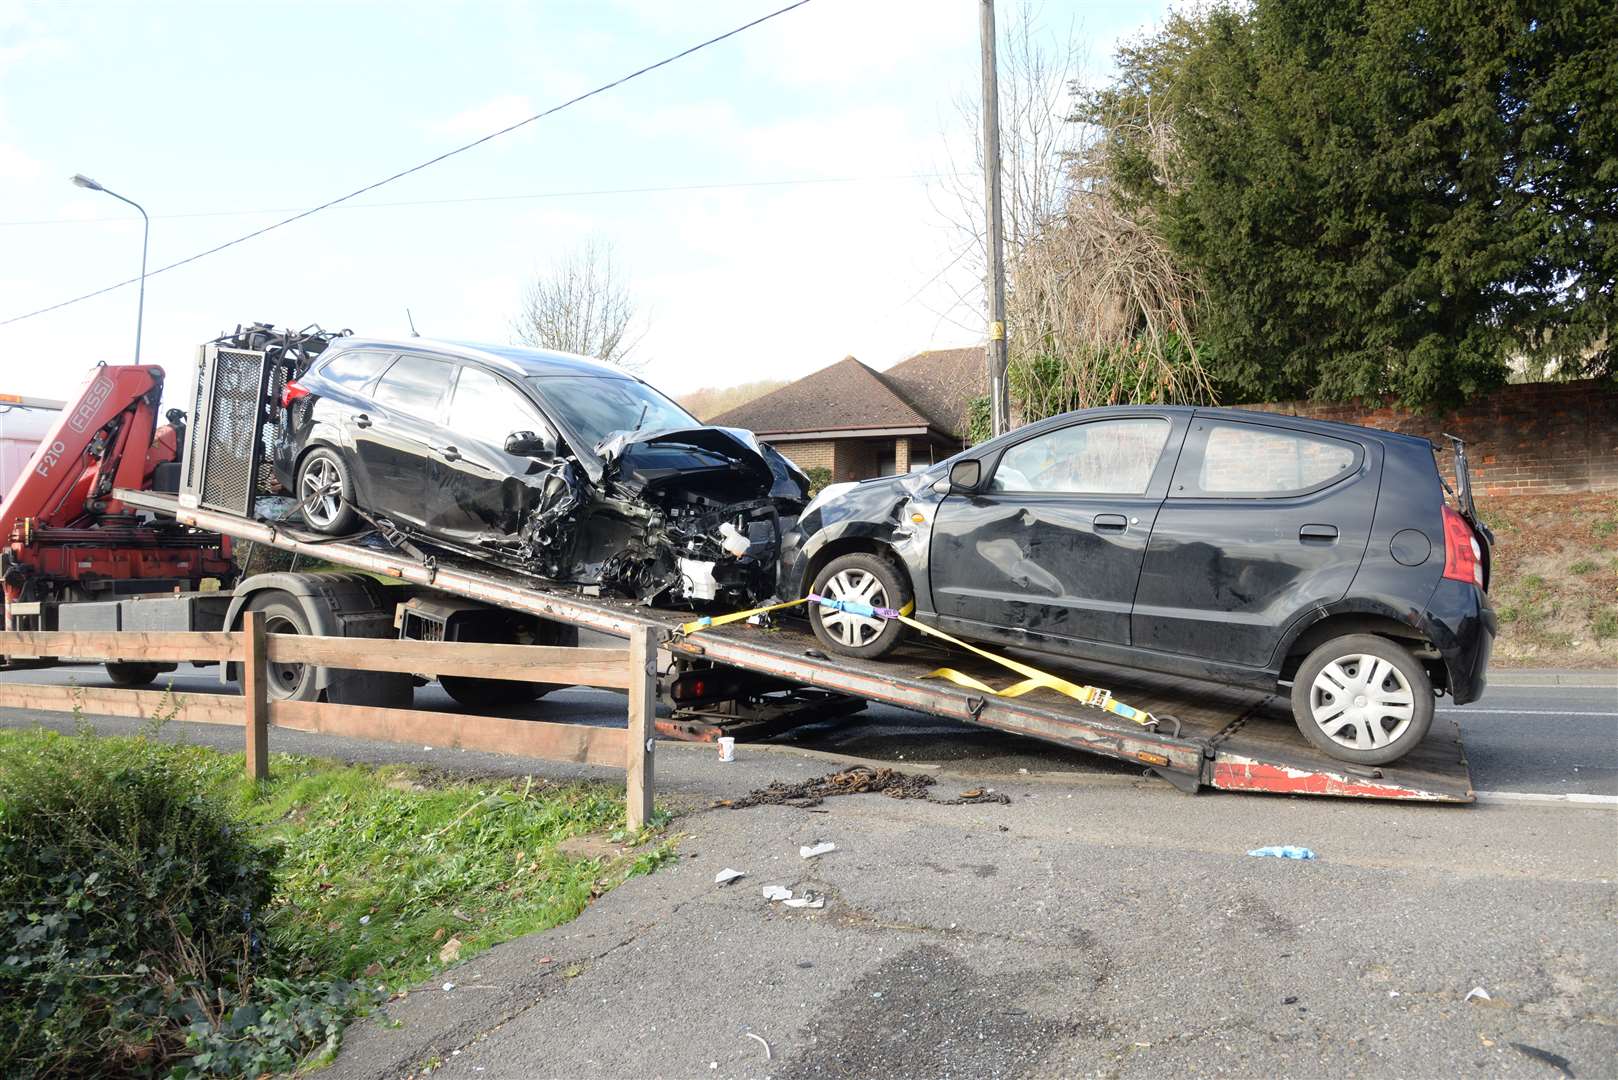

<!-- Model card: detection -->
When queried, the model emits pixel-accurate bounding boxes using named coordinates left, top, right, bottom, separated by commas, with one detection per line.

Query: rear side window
left=990, top=418, right=1170, bottom=495
left=373, top=354, right=454, bottom=421
left=1196, top=422, right=1357, bottom=495
left=316, top=349, right=392, bottom=391
left=448, top=366, right=549, bottom=445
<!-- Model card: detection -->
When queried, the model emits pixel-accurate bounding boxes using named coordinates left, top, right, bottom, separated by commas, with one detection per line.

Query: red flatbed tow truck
left=1, top=340, right=1472, bottom=802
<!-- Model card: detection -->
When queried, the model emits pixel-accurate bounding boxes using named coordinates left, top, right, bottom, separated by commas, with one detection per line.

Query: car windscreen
left=525, top=375, right=697, bottom=452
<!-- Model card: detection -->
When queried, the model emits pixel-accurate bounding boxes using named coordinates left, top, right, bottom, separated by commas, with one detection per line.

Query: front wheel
left=807, top=552, right=911, bottom=660
left=1290, top=634, right=1434, bottom=765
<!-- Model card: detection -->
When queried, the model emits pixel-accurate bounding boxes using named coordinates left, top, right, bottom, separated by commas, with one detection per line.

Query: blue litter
left=1248, top=846, right=1317, bottom=860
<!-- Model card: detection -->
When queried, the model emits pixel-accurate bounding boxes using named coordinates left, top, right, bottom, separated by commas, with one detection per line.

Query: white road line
left=1437, top=708, right=1618, bottom=717
left=1484, top=682, right=1618, bottom=689
left=1474, top=790, right=1618, bottom=807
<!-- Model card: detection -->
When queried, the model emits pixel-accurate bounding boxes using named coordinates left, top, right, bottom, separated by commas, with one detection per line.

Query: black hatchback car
left=778, top=406, right=1495, bottom=765
left=272, top=337, right=808, bottom=608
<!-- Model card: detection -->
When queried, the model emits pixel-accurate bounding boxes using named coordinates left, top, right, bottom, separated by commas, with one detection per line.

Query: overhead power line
left=1, top=0, right=814, bottom=329
left=1, top=172, right=950, bottom=228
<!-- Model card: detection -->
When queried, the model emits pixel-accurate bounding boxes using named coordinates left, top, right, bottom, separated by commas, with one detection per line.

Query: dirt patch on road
left=1479, top=493, right=1618, bottom=668
left=715, top=766, right=1012, bottom=810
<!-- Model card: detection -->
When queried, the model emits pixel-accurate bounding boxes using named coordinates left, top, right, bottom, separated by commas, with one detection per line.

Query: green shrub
left=0, top=734, right=361, bottom=1079
left=803, top=466, right=834, bottom=498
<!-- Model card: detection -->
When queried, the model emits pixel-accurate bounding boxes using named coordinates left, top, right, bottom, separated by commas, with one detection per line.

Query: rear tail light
left=279, top=380, right=311, bottom=408
left=1441, top=505, right=1483, bottom=587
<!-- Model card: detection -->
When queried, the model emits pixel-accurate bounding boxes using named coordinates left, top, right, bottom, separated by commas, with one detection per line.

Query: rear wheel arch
left=1278, top=611, right=1446, bottom=692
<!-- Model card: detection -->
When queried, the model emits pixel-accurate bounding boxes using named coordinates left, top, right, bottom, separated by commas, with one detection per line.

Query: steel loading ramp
left=115, top=488, right=1475, bottom=802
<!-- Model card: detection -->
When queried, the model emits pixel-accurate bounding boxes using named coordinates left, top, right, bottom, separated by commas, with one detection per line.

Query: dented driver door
left=928, top=414, right=1186, bottom=650
left=425, top=365, right=561, bottom=543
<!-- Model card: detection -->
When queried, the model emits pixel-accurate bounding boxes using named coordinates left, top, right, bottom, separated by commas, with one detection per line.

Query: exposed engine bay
left=504, top=426, right=806, bottom=608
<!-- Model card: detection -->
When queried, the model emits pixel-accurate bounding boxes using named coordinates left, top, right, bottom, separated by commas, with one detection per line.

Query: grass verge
left=0, top=727, right=675, bottom=1078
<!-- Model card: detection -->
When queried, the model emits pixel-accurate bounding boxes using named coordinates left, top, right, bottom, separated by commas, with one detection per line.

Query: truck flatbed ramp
left=119, top=489, right=1474, bottom=803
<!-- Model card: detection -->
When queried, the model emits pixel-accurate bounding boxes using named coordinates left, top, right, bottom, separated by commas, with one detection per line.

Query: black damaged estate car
left=273, top=337, right=809, bottom=608
left=779, top=406, right=1496, bottom=765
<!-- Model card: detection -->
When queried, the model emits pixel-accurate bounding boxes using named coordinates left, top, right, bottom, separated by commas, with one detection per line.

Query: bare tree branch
left=937, top=3, right=1213, bottom=423
left=512, top=239, right=646, bottom=370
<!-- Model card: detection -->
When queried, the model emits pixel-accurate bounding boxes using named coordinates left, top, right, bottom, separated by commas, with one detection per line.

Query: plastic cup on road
left=718, top=736, right=736, bottom=763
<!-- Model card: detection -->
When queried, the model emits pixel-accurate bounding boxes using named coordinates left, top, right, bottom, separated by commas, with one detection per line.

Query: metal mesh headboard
left=179, top=345, right=270, bottom=516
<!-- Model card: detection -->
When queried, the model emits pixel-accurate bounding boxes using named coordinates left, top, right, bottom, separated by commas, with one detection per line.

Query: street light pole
left=979, top=0, right=1009, bottom=437
left=71, top=174, right=148, bottom=364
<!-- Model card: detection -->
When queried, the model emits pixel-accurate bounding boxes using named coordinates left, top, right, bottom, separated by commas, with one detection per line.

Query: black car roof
left=327, top=336, right=632, bottom=380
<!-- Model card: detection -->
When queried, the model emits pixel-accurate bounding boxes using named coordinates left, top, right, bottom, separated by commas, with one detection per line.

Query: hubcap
left=300, top=457, right=343, bottom=527
left=817, top=568, right=889, bottom=649
left=263, top=614, right=306, bottom=698
left=1309, top=653, right=1416, bottom=750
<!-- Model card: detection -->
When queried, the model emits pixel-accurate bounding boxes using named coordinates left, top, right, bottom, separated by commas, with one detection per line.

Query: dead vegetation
left=1480, top=493, right=1618, bottom=668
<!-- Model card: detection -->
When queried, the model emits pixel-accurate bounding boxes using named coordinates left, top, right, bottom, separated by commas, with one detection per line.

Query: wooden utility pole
left=980, top=0, right=1010, bottom=438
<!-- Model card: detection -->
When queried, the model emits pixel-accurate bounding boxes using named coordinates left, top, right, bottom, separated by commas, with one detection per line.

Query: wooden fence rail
left=0, top=616, right=658, bottom=828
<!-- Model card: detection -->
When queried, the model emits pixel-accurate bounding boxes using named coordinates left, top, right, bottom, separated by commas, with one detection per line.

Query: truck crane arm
left=1, top=364, right=233, bottom=620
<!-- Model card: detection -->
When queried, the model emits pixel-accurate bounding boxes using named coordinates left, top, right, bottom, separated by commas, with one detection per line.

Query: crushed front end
left=514, top=427, right=808, bottom=609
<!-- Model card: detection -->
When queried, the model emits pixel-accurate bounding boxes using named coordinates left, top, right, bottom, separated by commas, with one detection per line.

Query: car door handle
left=1094, top=513, right=1129, bottom=532
left=436, top=445, right=461, bottom=462
left=353, top=413, right=372, bottom=429
left=1299, top=524, right=1339, bottom=542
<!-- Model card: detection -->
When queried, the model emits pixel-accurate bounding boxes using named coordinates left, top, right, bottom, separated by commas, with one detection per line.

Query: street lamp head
left=71, top=173, right=104, bottom=191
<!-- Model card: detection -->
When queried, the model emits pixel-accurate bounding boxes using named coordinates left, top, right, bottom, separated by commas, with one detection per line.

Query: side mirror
left=504, top=430, right=553, bottom=458
left=948, top=458, right=982, bottom=492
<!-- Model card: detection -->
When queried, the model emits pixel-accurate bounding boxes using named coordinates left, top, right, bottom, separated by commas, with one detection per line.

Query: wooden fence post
left=624, top=625, right=656, bottom=830
left=242, top=610, right=270, bottom=781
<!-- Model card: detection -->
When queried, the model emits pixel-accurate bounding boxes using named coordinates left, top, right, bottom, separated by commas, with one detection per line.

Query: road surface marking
left=1438, top=708, right=1617, bottom=717
left=1474, top=790, right=1618, bottom=806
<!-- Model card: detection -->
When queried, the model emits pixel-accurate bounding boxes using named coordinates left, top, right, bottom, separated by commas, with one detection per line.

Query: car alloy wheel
left=818, top=567, right=890, bottom=649
left=300, top=455, right=344, bottom=528
left=1307, top=652, right=1416, bottom=752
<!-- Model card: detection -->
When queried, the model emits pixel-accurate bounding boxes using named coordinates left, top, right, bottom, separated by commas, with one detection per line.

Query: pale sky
left=0, top=0, right=1172, bottom=408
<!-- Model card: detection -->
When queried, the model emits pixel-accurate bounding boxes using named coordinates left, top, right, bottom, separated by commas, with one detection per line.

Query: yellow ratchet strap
left=679, top=597, right=809, bottom=637
left=681, top=596, right=1153, bottom=727
left=894, top=614, right=1157, bottom=727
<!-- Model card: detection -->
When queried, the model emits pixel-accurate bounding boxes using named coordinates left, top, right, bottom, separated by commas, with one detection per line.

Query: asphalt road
left=0, top=663, right=1611, bottom=796
left=2, top=663, right=1613, bottom=1078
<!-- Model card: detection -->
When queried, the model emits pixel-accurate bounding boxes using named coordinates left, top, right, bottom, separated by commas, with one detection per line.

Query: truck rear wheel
left=248, top=592, right=320, bottom=702
left=241, top=591, right=412, bottom=707
left=105, top=662, right=162, bottom=688
left=440, top=676, right=551, bottom=709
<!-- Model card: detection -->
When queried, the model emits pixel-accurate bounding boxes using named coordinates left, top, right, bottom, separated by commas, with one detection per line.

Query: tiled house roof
left=711, top=346, right=985, bottom=439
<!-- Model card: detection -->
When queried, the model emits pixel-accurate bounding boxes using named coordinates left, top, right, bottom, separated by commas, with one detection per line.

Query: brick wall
left=1242, top=379, right=1617, bottom=497
left=775, top=439, right=837, bottom=476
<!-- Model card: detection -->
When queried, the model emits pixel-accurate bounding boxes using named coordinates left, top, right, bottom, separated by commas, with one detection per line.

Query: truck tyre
left=1290, top=634, right=1434, bottom=765
left=439, top=675, right=550, bottom=709
left=808, top=551, right=910, bottom=660
left=247, top=592, right=321, bottom=702
left=105, top=662, right=161, bottom=687
left=240, top=590, right=414, bottom=707
left=295, top=446, right=359, bottom=535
